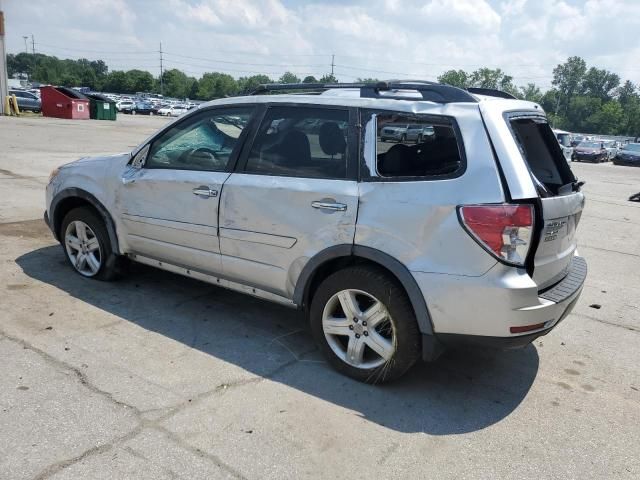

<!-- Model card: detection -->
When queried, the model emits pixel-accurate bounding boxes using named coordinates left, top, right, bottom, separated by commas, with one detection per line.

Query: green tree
left=278, top=71, right=301, bottom=84
left=581, top=67, right=620, bottom=101
left=197, top=72, right=237, bottom=99
left=585, top=100, right=624, bottom=134
left=469, top=68, right=518, bottom=96
left=566, top=96, right=602, bottom=132
left=102, top=70, right=128, bottom=93
left=437, top=69, right=469, bottom=88
left=318, top=74, right=337, bottom=83
left=357, top=77, right=381, bottom=84
left=161, top=69, right=191, bottom=98
left=237, top=74, right=273, bottom=93
left=617, top=80, right=637, bottom=107
left=519, top=83, right=543, bottom=103
left=126, top=69, right=155, bottom=93
left=552, top=56, right=587, bottom=116
left=302, top=75, right=318, bottom=83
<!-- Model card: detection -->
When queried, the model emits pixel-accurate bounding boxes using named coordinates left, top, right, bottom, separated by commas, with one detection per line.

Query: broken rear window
left=508, top=116, right=575, bottom=196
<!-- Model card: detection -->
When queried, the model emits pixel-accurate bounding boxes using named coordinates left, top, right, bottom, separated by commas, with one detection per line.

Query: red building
left=40, top=86, right=90, bottom=120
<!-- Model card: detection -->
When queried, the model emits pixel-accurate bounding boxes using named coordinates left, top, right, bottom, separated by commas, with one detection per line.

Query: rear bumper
left=414, top=255, right=587, bottom=348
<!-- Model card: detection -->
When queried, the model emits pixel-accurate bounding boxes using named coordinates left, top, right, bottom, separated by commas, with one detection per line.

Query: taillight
left=459, top=204, right=534, bottom=266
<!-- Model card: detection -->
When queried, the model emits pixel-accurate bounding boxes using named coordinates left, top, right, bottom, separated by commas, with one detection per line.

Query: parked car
left=9, top=89, right=41, bottom=113
left=157, top=105, right=188, bottom=117
left=613, top=143, right=640, bottom=166
left=116, top=101, right=134, bottom=113
left=570, top=135, right=585, bottom=147
left=553, top=129, right=573, bottom=162
left=572, top=141, right=609, bottom=162
left=601, top=140, right=618, bottom=160
left=380, top=123, right=409, bottom=142
left=406, top=124, right=435, bottom=143
left=131, top=102, right=158, bottom=115
left=44, top=81, right=587, bottom=383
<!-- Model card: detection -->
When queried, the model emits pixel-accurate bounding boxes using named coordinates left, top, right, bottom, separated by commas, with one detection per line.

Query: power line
left=163, top=51, right=326, bottom=69
left=35, top=42, right=155, bottom=55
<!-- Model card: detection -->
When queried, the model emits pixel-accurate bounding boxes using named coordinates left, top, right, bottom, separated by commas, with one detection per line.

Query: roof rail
left=249, top=81, right=478, bottom=104
left=466, top=87, right=517, bottom=100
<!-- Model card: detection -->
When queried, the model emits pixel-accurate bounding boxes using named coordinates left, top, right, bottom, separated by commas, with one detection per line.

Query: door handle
left=121, top=176, right=136, bottom=185
left=311, top=201, right=347, bottom=212
left=193, top=186, right=218, bottom=198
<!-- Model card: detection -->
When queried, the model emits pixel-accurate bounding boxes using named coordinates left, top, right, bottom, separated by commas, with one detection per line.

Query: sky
left=3, top=0, right=640, bottom=89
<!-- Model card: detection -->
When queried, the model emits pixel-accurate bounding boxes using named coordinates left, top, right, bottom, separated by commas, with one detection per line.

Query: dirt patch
left=0, top=219, right=53, bottom=239
left=0, top=168, right=32, bottom=180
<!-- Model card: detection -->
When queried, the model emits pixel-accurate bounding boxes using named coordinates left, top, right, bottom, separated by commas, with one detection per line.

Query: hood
left=62, top=152, right=130, bottom=169
left=619, top=150, right=640, bottom=158
left=575, top=147, right=602, bottom=153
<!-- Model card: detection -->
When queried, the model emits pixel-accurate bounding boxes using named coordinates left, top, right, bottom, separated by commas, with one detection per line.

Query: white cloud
left=4, top=0, right=640, bottom=87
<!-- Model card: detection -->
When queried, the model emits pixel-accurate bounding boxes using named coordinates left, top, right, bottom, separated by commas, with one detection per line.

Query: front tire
left=60, top=207, right=121, bottom=281
left=309, top=266, right=421, bottom=383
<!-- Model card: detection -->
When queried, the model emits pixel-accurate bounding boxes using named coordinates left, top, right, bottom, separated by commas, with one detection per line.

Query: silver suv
left=45, top=81, right=587, bottom=383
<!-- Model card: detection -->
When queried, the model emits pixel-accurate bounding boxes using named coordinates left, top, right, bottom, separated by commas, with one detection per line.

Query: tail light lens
left=459, top=204, right=534, bottom=266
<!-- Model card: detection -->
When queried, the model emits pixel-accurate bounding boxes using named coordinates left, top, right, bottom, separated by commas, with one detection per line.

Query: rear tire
left=60, top=207, right=122, bottom=281
left=309, top=266, right=421, bottom=383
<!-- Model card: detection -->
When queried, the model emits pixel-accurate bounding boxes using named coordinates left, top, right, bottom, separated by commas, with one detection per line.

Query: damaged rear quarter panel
left=355, top=104, right=502, bottom=277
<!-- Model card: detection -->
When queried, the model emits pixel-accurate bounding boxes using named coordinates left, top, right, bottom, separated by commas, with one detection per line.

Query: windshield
left=578, top=141, right=601, bottom=148
left=622, top=143, right=640, bottom=152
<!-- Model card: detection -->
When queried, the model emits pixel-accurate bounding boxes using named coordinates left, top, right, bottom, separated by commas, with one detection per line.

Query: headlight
left=48, top=167, right=61, bottom=183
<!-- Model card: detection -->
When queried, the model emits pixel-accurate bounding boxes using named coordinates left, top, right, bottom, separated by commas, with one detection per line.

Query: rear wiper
left=558, top=180, right=584, bottom=195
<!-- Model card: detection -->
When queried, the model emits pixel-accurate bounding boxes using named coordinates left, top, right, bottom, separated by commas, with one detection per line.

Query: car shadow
left=16, top=245, right=540, bottom=435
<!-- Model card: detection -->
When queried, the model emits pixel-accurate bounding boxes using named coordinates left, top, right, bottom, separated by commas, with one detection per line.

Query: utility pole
left=159, top=41, right=164, bottom=96
left=331, top=53, right=335, bottom=78
left=0, top=6, right=8, bottom=115
left=22, top=35, right=28, bottom=82
left=31, top=34, right=35, bottom=83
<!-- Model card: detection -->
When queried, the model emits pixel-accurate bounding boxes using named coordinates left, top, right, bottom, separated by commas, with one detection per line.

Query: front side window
left=367, top=112, right=464, bottom=178
left=145, top=106, right=254, bottom=171
left=245, top=106, right=349, bottom=179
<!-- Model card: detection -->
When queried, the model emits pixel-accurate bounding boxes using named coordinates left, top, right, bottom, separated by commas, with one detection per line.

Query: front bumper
left=575, top=153, right=606, bottom=162
left=414, top=256, right=587, bottom=349
left=44, top=210, right=57, bottom=239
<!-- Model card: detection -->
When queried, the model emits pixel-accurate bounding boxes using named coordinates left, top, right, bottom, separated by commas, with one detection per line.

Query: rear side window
left=245, top=106, right=349, bottom=179
left=508, top=116, right=575, bottom=195
left=363, top=111, right=464, bottom=180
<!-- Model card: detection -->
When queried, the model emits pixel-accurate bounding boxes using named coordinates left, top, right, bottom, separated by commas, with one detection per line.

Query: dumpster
left=86, top=93, right=117, bottom=120
left=40, top=86, right=90, bottom=120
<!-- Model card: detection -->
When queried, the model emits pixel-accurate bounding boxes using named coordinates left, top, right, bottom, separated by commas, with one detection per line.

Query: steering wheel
left=193, top=147, right=219, bottom=157
left=176, top=147, right=219, bottom=165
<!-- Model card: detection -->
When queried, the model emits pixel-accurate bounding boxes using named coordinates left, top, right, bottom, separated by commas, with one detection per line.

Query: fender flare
left=50, top=188, right=120, bottom=254
left=292, top=244, right=434, bottom=336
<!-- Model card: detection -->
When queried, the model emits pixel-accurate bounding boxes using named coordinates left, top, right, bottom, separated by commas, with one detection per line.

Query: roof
left=199, top=88, right=542, bottom=117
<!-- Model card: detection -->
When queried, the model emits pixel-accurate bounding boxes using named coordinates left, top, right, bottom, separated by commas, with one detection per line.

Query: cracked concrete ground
left=1, top=115, right=639, bottom=479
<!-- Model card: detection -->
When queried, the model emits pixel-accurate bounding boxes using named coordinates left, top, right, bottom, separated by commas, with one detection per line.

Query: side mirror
left=131, top=144, right=149, bottom=169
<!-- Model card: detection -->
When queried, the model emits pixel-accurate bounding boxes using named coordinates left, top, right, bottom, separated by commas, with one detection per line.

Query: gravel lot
left=1, top=114, right=639, bottom=480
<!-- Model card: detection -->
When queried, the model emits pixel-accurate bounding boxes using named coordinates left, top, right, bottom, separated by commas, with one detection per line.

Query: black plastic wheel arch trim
left=50, top=188, right=120, bottom=254
left=292, top=244, right=435, bottom=336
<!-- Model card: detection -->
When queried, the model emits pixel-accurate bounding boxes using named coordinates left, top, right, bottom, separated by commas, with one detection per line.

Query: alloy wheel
left=322, top=289, right=396, bottom=369
left=64, top=220, right=102, bottom=277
